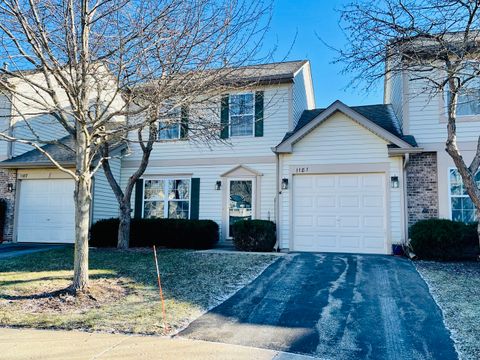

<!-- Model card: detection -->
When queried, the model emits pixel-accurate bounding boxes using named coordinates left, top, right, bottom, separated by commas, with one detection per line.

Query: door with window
left=228, top=179, right=254, bottom=237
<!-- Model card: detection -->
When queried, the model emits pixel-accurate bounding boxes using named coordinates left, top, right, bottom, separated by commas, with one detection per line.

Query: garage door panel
left=293, top=173, right=387, bottom=254
left=339, top=216, right=360, bottom=228
left=317, top=216, right=336, bottom=227
left=17, top=179, right=75, bottom=244
left=315, top=176, right=335, bottom=188
left=317, top=195, right=336, bottom=208
left=339, top=235, right=361, bottom=249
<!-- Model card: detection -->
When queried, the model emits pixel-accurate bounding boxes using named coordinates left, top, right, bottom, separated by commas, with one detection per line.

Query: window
left=143, top=179, right=190, bottom=219
left=446, top=62, right=480, bottom=116
left=158, top=107, right=181, bottom=140
left=449, top=169, right=480, bottom=223
left=228, top=179, right=253, bottom=237
left=230, top=93, right=254, bottom=136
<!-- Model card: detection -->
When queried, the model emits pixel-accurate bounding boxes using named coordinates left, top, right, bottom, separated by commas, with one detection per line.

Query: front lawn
left=0, top=247, right=277, bottom=335
left=415, top=261, right=480, bottom=360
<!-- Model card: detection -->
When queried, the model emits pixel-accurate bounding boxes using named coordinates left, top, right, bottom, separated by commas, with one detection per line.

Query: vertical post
left=153, top=245, right=168, bottom=331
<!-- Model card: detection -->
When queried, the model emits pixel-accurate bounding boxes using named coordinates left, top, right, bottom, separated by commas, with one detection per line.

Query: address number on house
left=295, top=167, right=310, bottom=173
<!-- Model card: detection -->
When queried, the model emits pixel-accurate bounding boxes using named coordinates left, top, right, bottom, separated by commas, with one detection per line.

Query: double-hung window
left=449, top=168, right=480, bottom=223
left=229, top=93, right=254, bottom=137
left=158, top=107, right=181, bottom=140
left=143, top=179, right=190, bottom=219
left=446, top=62, right=480, bottom=116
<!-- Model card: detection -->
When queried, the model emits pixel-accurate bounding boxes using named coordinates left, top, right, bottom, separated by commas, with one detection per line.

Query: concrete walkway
left=180, top=253, right=458, bottom=360
left=0, top=328, right=317, bottom=360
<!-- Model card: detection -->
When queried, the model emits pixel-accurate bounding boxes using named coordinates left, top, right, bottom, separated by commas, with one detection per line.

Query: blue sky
left=265, top=0, right=383, bottom=108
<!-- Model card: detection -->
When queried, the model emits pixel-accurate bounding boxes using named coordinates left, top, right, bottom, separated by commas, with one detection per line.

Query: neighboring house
left=0, top=58, right=469, bottom=255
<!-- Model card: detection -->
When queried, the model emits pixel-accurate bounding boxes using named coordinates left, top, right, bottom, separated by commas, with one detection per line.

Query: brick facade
left=0, top=169, right=16, bottom=242
left=406, top=152, right=439, bottom=227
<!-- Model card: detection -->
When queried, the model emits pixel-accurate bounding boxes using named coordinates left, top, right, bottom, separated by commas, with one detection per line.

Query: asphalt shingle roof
left=283, top=104, right=417, bottom=147
left=0, top=136, right=75, bottom=167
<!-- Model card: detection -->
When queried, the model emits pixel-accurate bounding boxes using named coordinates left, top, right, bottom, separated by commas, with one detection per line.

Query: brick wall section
left=406, top=152, right=439, bottom=227
left=0, top=169, right=16, bottom=242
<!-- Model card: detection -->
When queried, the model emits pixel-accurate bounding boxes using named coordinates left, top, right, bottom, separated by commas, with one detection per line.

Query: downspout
left=402, top=153, right=410, bottom=246
left=274, top=151, right=281, bottom=252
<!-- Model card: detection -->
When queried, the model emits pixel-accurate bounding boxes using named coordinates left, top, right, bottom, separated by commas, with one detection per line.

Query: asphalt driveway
left=179, top=253, right=457, bottom=359
left=0, top=243, right=64, bottom=259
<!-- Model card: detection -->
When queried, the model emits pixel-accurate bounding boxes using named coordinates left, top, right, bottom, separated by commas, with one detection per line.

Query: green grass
left=0, top=247, right=277, bottom=335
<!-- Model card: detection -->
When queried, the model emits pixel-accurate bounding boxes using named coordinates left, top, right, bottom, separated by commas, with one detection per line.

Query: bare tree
left=336, top=0, right=480, bottom=245
left=0, top=0, right=272, bottom=292
left=98, top=7, right=274, bottom=249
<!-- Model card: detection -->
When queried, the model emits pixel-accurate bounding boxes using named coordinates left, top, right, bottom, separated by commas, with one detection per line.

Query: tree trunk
left=73, top=174, right=92, bottom=292
left=117, top=202, right=131, bottom=249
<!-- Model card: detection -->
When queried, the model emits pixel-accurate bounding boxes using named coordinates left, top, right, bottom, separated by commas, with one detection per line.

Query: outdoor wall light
left=7, top=183, right=13, bottom=192
left=391, top=176, right=399, bottom=189
left=281, top=178, right=289, bottom=190
left=215, top=180, right=222, bottom=191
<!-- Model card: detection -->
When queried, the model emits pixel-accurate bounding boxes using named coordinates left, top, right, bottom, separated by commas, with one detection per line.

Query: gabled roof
left=275, top=100, right=418, bottom=153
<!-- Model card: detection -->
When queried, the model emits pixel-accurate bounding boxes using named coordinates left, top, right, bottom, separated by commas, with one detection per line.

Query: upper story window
left=143, top=178, right=190, bottom=219
left=158, top=107, right=181, bottom=140
left=229, top=93, right=254, bottom=137
left=449, top=168, right=479, bottom=223
left=446, top=62, right=480, bottom=116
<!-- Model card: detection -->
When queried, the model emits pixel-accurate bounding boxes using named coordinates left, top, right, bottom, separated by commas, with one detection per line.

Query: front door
left=228, top=179, right=253, bottom=238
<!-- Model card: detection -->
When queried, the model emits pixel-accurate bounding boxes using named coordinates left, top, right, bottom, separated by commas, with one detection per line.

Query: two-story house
left=1, top=59, right=449, bottom=256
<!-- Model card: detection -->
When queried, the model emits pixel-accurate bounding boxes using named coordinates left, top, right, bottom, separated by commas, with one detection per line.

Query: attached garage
left=274, top=101, right=419, bottom=254
left=16, top=179, right=75, bottom=243
left=292, top=173, right=388, bottom=254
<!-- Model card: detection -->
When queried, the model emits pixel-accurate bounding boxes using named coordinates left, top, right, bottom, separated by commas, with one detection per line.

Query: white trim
left=220, top=164, right=263, bottom=177
left=142, top=177, right=192, bottom=219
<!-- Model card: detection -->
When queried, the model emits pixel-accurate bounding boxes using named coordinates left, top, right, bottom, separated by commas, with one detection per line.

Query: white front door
left=17, top=179, right=75, bottom=243
left=292, top=173, right=388, bottom=254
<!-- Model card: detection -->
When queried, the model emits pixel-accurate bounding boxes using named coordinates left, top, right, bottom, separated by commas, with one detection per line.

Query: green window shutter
left=190, top=178, right=200, bottom=220
left=180, top=105, right=189, bottom=139
left=134, top=179, right=144, bottom=219
left=255, top=91, right=264, bottom=137
left=220, top=95, right=229, bottom=139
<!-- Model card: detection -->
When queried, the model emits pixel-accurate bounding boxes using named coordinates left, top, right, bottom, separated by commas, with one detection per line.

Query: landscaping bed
left=0, top=247, right=277, bottom=335
left=415, top=261, right=480, bottom=360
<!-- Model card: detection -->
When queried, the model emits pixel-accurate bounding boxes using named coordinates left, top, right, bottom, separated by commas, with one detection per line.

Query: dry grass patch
left=0, top=247, right=277, bottom=335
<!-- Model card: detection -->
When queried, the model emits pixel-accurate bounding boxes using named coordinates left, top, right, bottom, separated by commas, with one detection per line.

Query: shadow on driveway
left=179, top=253, right=458, bottom=360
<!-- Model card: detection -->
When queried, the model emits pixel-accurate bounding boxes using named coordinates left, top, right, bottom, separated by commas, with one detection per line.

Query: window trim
left=226, top=177, right=255, bottom=238
left=228, top=92, right=255, bottom=138
left=448, top=167, right=476, bottom=223
left=142, top=177, right=192, bottom=219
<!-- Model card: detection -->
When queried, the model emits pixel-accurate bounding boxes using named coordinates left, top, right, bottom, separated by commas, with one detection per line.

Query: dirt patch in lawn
left=2, top=278, right=128, bottom=314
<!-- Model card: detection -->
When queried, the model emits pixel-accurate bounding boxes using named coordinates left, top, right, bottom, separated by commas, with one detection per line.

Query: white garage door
left=17, top=179, right=75, bottom=243
left=293, top=173, right=387, bottom=254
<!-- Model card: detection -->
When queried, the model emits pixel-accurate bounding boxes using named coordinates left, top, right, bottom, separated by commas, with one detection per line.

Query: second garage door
left=293, top=173, right=388, bottom=254
left=17, top=179, right=75, bottom=243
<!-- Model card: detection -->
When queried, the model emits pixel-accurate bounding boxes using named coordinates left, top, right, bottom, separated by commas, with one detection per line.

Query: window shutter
left=134, top=179, right=144, bottom=219
left=254, top=91, right=264, bottom=137
left=190, top=178, right=200, bottom=220
left=220, top=95, right=229, bottom=139
left=180, top=105, right=189, bottom=139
